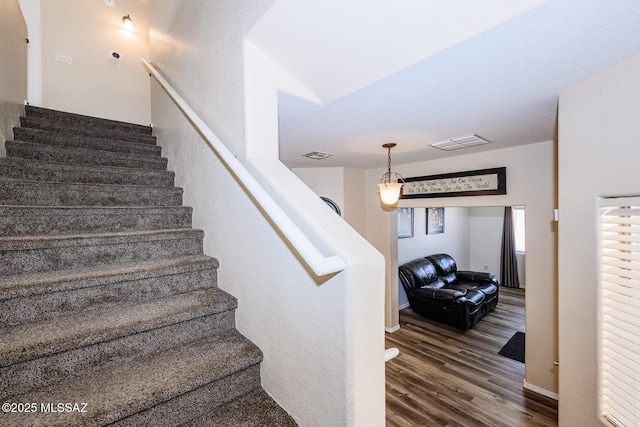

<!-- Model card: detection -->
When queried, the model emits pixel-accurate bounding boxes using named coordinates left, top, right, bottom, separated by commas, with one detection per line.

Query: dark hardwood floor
left=385, top=287, right=558, bottom=427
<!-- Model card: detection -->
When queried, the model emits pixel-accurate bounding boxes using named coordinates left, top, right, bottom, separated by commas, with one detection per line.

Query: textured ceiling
left=248, top=0, right=549, bottom=105
left=249, top=0, right=640, bottom=169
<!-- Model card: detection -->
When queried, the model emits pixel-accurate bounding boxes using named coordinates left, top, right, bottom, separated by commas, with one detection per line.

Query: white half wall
left=150, top=1, right=386, bottom=425
left=40, top=0, right=150, bottom=124
left=558, top=52, right=640, bottom=426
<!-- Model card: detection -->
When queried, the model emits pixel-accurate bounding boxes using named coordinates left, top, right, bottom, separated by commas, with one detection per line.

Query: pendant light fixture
left=378, top=143, right=404, bottom=205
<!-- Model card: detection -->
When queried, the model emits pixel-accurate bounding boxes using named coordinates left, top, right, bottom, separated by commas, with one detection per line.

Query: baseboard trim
left=399, top=303, right=410, bottom=310
left=385, top=325, right=400, bottom=333
left=523, top=380, right=558, bottom=400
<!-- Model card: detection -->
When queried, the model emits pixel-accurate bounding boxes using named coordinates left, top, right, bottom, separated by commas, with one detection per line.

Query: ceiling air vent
left=301, top=151, right=334, bottom=160
left=430, top=134, right=490, bottom=151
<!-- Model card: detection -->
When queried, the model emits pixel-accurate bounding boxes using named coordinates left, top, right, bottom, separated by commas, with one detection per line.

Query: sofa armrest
left=458, top=271, right=499, bottom=285
left=412, top=287, right=466, bottom=301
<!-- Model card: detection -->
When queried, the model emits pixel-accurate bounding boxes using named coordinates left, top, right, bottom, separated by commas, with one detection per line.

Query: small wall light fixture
left=122, top=14, right=134, bottom=31
left=378, top=143, right=404, bottom=205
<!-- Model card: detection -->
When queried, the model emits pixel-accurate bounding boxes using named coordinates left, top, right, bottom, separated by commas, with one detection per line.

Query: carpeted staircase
left=0, top=106, right=297, bottom=426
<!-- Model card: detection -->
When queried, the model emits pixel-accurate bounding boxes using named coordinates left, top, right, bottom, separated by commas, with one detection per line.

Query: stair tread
left=0, top=205, right=191, bottom=216
left=0, top=287, right=237, bottom=368
left=182, top=388, right=297, bottom=427
left=0, top=176, right=179, bottom=190
left=6, top=140, right=168, bottom=165
left=13, top=127, right=161, bottom=156
left=3, top=330, right=261, bottom=427
left=0, top=254, right=217, bottom=301
left=0, top=156, right=172, bottom=176
left=0, top=229, right=202, bottom=276
left=0, top=157, right=174, bottom=185
left=0, top=205, right=193, bottom=237
left=0, top=178, right=183, bottom=208
left=0, top=228, right=203, bottom=250
left=25, top=105, right=152, bottom=135
left=20, top=116, right=157, bottom=145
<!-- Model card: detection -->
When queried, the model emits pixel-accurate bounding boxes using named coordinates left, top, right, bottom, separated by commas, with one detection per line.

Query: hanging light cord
left=379, top=143, right=404, bottom=185
left=386, top=145, right=392, bottom=184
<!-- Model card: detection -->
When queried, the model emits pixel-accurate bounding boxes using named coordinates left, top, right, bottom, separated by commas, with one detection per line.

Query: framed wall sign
left=401, top=167, right=506, bottom=199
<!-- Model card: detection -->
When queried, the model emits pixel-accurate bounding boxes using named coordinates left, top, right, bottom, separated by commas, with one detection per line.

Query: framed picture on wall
left=427, top=207, right=445, bottom=234
left=398, top=208, right=414, bottom=239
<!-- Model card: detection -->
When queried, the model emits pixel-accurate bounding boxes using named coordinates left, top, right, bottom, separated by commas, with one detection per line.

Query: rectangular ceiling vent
left=430, top=134, right=490, bottom=151
left=301, top=151, right=334, bottom=160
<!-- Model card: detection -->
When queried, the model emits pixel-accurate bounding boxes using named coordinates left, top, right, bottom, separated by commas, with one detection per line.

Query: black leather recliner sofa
left=398, top=253, right=499, bottom=330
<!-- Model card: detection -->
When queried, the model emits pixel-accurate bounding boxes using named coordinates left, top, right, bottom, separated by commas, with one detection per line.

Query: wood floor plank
left=386, top=287, right=558, bottom=427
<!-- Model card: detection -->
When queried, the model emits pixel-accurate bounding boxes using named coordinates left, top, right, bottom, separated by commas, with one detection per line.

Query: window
left=512, top=206, right=525, bottom=253
left=599, top=196, right=640, bottom=427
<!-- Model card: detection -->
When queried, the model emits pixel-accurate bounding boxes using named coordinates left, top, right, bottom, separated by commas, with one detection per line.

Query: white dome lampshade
left=378, top=182, right=403, bottom=205
left=378, top=143, right=404, bottom=205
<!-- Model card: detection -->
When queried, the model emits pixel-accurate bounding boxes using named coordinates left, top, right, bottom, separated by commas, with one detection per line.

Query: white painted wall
left=150, top=1, right=386, bottom=425
left=558, top=52, right=640, bottom=426
left=293, top=166, right=368, bottom=237
left=469, top=206, right=504, bottom=277
left=17, top=0, right=41, bottom=106
left=40, top=0, right=150, bottom=124
left=0, top=0, right=27, bottom=157
left=343, top=167, right=368, bottom=237
left=369, top=141, right=557, bottom=396
left=397, top=207, right=471, bottom=268
left=293, top=166, right=345, bottom=211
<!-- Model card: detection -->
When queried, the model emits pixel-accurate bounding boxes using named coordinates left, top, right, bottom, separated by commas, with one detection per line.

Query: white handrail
left=142, top=59, right=346, bottom=277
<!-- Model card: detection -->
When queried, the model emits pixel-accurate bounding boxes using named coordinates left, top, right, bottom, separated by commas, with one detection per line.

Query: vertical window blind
left=600, top=197, right=640, bottom=427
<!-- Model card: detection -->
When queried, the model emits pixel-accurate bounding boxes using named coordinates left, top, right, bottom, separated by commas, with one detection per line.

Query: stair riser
left=0, top=311, right=236, bottom=399
left=13, top=127, right=161, bottom=157
left=0, top=181, right=182, bottom=207
left=0, top=267, right=217, bottom=326
left=20, top=116, right=157, bottom=146
left=0, top=208, right=191, bottom=237
left=0, top=159, right=174, bottom=187
left=114, top=366, right=261, bottom=427
left=25, top=106, right=152, bottom=136
left=0, top=234, right=203, bottom=275
left=6, top=141, right=168, bottom=170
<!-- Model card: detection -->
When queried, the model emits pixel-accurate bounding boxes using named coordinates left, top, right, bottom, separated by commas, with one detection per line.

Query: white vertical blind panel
left=600, top=198, right=640, bottom=427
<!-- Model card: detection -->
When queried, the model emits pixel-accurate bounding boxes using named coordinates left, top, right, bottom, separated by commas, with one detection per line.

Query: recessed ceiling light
left=430, top=134, right=491, bottom=151
left=104, top=0, right=117, bottom=6
left=302, top=151, right=334, bottom=160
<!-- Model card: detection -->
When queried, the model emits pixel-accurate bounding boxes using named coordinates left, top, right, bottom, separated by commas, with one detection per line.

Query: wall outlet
left=484, top=265, right=489, bottom=271
left=54, top=53, right=73, bottom=65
